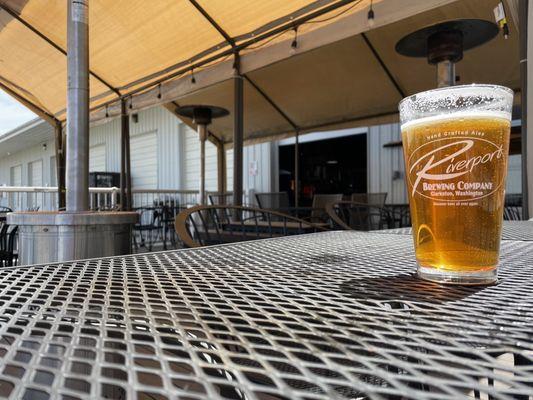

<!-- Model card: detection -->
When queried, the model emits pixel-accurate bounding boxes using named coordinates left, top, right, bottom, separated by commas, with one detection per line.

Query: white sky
left=0, top=90, right=37, bottom=135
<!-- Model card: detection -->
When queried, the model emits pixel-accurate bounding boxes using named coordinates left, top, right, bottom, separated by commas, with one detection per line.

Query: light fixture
left=367, top=0, right=375, bottom=27
left=290, top=27, right=298, bottom=53
left=132, top=113, right=139, bottom=123
left=105, top=105, right=109, bottom=118
left=157, top=84, right=162, bottom=99
left=42, top=143, right=47, bottom=151
left=191, top=68, right=196, bottom=84
left=367, top=0, right=374, bottom=28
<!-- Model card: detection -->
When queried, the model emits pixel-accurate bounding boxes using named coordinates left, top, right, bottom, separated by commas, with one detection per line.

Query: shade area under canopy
left=0, top=0, right=519, bottom=146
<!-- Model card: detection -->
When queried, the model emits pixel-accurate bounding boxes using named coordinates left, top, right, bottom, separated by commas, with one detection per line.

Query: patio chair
left=0, top=224, right=18, bottom=267
left=326, top=201, right=393, bottom=231
left=309, top=194, right=343, bottom=222
left=133, top=207, right=162, bottom=251
left=351, top=192, right=388, bottom=207
left=175, top=205, right=328, bottom=248
left=385, top=204, right=411, bottom=228
left=255, top=192, right=290, bottom=212
left=0, top=207, right=12, bottom=213
left=208, top=192, right=233, bottom=205
left=503, top=206, right=522, bottom=221
left=503, top=194, right=523, bottom=221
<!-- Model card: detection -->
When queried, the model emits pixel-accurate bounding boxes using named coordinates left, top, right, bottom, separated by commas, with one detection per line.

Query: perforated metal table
left=0, top=231, right=531, bottom=400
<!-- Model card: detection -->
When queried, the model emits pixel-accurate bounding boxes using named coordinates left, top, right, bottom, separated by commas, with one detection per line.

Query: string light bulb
left=290, top=27, right=298, bottom=54
left=157, top=84, right=162, bottom=99
left=367, top=0, right=375, bottom=28
left=191, top=68, right=196, bottom=84
left=105, top=105, right=109, bottom=118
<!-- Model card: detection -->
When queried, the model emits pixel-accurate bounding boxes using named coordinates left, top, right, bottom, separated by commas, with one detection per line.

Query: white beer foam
left=401, top=110, right=511, bottom=131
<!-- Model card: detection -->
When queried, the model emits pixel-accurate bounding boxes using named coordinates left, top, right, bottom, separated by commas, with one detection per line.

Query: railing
left=131, top=189, right=198, bottom=209
left=0, top=186, right=119, bottom=211
left=0, top=186, right=200, bottom=212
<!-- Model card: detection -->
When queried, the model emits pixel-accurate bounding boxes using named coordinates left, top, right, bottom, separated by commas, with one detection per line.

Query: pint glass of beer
left=399, top=85, right=513, bottom=284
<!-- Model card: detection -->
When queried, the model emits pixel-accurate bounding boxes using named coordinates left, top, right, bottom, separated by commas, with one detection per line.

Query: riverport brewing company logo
left=407, top=137, right=505, bottom=203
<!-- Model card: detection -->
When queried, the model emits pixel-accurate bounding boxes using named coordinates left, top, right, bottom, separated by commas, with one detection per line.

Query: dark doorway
left=279, top=133, right=367, bottom=206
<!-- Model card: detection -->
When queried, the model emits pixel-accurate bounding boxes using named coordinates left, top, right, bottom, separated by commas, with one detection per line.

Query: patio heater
left=8, top=0, right=137, bottom=265
left=395, top=19, right=499, bottom=87
left=176, top=105, right=229, bottom=205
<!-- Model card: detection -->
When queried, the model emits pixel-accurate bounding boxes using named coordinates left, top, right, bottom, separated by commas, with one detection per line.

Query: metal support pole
left=436, top=60, right=455, bottom=87
left=217, top=142, right=227, bottom=196
left=120, top=100, right=128, bottom=210
left=66, top=0, right=89, bottom=212
left=520, top=0, right=531, bottom=220
left=233, top=75, right=244, bottom=206
left=294, top=130, right=300, bottom=208
left=125, top=116, right=133, bottom=211
left=198, top=124, right=207, bottom=205
left=54, top=121, right=66, bottom=209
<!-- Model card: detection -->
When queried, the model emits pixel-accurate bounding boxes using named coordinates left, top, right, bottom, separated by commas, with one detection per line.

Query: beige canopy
left=0, top=0, right=520, bottom=146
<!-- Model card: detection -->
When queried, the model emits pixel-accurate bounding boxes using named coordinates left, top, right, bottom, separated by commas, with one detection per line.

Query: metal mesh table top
left=0, top=231, right=532, bottom=400
left=378, top=221, right=533, bottom=241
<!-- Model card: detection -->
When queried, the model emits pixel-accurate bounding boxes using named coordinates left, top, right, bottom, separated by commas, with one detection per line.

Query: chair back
left=311, top=194, right=343, bottom=220
left=0, top=224, right=9, bottom=252
left=503, top=206, right=523, bottom=221
left=0, top=207, right=12, bottom=213
left=255, top=192, right=290, bottom=211
left=208, top=192, right=234, bottom=206
left=175, top=205, right=328, bottom=248
left=135, top=207, right=159, bottom=228
left=351, top=193, right=387, bottom=207
left=326, top=201, right=393, bottom=231
left=0, top=225, right=18, bottom=267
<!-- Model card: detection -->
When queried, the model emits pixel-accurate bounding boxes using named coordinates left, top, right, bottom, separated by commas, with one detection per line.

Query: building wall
left=1, top=106, right=275, bottom=203
left=367, top=123, right=407, bottom=204
left=1, top=112, right=522, bottom=209
left=0, top=139, right=56, bottom=187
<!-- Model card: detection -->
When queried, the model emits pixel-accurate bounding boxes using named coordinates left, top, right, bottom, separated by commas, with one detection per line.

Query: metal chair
left=503, top=194, right=523, bottom=221
left=0, top=206, right=12, bottom=213
left=326, top=201, right=393, bottom=231
left=351, top=193, right=388, bottom=207
left=309, top=194, right=343, bottom=222
left=208, top=192, right=234, bottom=206
left=255, top=192, right=290, bottom=212
left=385, top=204, right=411, bottom=228
left=175, top=205, right=328, bottom=248
left=133, top=207, right=162, bottom=251
left=0, top=224, right=18, bottom=267
left=503, top=206, right=523, bottom=221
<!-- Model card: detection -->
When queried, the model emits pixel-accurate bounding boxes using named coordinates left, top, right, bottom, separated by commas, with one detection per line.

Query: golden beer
left=399, top=85, right=513, bottom=284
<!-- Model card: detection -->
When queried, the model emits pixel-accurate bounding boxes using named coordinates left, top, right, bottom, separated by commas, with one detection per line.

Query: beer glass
left=399, top=84, right=513, bottom=284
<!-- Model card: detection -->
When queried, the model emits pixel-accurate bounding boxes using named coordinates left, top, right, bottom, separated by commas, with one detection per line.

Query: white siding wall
left=89, top=144, right=106, bottom=172
left=0, top=139, right=56, bottom=187
left=183, top=129, right=218, bottom=191
left=88, top=107, right=185, bottom=189
left=367, top=123, right=407, bottom=204
left=130, top=132, right=158, bottom=189
left=506, top=154, right=522, bottom=194
left=183, top=133, right=275, bottom=200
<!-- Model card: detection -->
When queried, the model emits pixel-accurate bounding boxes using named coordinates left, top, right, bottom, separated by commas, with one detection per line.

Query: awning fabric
left=0, top=0, right=520, bottom=145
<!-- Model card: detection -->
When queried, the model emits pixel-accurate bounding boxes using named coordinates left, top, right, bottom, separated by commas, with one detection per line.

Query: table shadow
left=339, top=273, right=493, bottom=304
